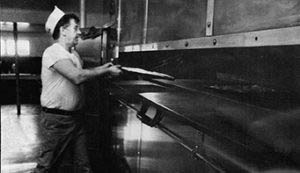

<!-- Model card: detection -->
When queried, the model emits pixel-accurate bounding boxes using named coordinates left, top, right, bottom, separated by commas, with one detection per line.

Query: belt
left=42, top=107, right=81, bottom=116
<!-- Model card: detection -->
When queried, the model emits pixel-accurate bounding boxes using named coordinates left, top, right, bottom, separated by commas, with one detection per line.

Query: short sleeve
left=42, top=46, right=69, bottom=68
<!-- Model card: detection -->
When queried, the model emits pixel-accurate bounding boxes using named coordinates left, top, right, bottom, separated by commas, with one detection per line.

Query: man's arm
left=52, top=59, right=121, bottom=85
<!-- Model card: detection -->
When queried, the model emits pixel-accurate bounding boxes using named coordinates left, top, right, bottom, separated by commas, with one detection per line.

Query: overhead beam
left=121, top=26, right=300, bottom=52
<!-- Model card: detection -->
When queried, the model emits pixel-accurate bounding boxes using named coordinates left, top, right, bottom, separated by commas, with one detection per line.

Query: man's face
left=63, top=19, right=81, bottom=46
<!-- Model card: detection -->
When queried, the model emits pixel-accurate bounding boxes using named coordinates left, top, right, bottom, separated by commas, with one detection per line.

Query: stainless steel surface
left=118, top=0, right=300, bottom=48
left=214, top=0, right=300, bottom=35
left=120, top=26, right=300, bottom=52
left=139, top=122, right=219, bottom=173
left=111, top=99, right=221, bottom=173
left=76, top=36, right=102, bottom=63
left=142, top=0, right=148, bottom=44
left=157, top=123, right=225, bottom=172
left=146, top=0, right=207, bottom=43
left=80, top=0, right=86, bottom=28
left=151, top=79, right=300, bottom=110
left=101, top=30, right=108, bottom=63
left=139, top=91, right=299, bottom=169
left=89, top=0, right=300, bottom=171
left=110, top=79, right=300, bottom=172
left=206, top=0, right=215, bottom=36
left=116, top=0, right=122, bottom=58
left=112, top=104, right=141, bottom=173
left=119, top=0, right=145, bottom=45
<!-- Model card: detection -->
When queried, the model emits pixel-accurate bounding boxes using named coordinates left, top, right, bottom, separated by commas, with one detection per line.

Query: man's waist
left=42, top=107, right=82, bottom=116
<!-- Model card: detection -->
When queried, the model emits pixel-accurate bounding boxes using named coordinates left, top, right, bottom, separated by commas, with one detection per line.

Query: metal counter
left=109, top=79, right=300, bottom=173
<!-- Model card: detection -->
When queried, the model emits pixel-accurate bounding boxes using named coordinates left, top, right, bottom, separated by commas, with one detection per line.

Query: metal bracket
left=136, top=103, right=164, bottom=127
left=206, top=0, right=215, bottom=36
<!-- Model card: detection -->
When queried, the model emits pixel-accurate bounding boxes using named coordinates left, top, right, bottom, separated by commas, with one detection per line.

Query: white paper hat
left=45, top=6, right=65, bottom=35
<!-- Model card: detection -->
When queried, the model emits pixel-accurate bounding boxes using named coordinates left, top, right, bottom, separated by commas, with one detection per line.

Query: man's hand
left=102, top=62, right=113, bottom=68
left=108, top=65, right=122, bottom=76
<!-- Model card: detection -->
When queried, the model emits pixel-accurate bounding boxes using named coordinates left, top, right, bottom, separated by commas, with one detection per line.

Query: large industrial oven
left=77, top=0, right=300, bottom=172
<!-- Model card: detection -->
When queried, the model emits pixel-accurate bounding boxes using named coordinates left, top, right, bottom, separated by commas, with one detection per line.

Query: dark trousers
left=33, top=111, right=92, bottom=173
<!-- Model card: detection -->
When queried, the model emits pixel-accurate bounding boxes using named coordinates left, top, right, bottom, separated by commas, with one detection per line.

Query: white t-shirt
left=40, top=43, right=84, bottom=111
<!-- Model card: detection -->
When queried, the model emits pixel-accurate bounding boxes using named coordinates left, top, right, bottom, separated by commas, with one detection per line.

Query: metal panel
left=206, top=0, right=214, bottom=36
left=214, top=0, right=300, bottom=35
left=111, top=97, right=221, bottom=172
left=80, top=0, right=86, bottom=28
left=110, top=79, right=300, bottom=172
left=120, top=0, right=145, bottom=46
left=157, top=114, right=244, bottom=172
left=76, top=36, right=102, bottom=63
left=146, top=0, right=207, bottom=43
left=137, top=91, right=300, bottom=171
left=140, top=123, right=220, bottom=173
left=118, top=45, right=300, bottom=100
left=112, top=103, right=142, bottom=173
left=142, top=0, right=149, bottom=44
left=120, top=26, right=300, bottom=52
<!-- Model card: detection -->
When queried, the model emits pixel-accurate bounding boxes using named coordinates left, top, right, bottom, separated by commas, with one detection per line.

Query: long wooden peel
left=121, top=67, right=175, bottom=80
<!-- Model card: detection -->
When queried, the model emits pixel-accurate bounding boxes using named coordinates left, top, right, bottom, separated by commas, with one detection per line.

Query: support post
left=142, top=0, right=149, bottom=44
left=80, top=0, right=86, bottom=28
left=13, top=22, right=21, bottom=115
left=206, top=0, right=215, bottom=36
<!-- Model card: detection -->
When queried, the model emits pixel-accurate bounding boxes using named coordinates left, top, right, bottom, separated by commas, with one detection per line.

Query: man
left=34, top=6, right=121, bottom=173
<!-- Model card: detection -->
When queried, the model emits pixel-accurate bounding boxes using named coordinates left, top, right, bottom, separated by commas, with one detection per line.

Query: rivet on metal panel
left=191, top=146, right=200, bottom=160
left=206, top=0, right=214, bottom=36
left=207, top=22, right=211, bottom=28
left=185, top=41, right=189, bottom=47
left=213, top=39, right=217, bottom=45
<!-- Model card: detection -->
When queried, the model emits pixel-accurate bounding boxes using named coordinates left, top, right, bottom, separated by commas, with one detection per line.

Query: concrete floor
left=1, top=104, right=130, bottom=173
left=1, top=104, right=41, bottom=173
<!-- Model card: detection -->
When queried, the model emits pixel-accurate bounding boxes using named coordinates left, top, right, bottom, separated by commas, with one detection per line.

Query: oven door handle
left=136, top=103, right=164, bottom=127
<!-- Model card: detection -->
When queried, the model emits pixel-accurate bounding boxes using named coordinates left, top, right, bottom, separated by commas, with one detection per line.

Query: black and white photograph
left=1, top=0, right=300, bottom=172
